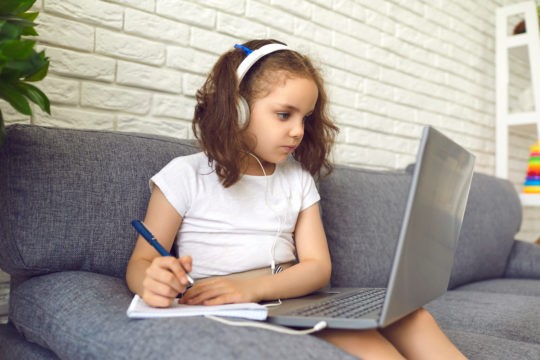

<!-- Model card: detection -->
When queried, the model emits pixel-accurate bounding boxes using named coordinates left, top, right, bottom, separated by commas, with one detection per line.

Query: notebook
left=266, top=126, right=475, bottom=330
left=127, top=295, right=268, bottom=320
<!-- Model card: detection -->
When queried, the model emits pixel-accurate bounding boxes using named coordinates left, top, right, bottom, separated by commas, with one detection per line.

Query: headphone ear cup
left=237, top=96, right=250, bottom=127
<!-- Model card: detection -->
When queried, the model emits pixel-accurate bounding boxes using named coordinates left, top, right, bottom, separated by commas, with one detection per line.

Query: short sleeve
left=300, top=168, right=320, bottom=212
left=149, top=156, right=197, bottom=217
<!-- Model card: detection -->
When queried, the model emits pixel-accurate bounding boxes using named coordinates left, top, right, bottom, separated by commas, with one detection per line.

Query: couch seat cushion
left=455, top=278, right=540, bottom=296
left=426, top=290, right=540, bottom=344
left=0, top=322, right=58, bottom=360
left=9, top=271, right=354, bottom=360
left=444, top=329, right=540, bottom=360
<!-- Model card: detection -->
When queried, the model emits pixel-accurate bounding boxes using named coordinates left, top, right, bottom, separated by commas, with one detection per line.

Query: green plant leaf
left=0, top=50, right=49, bottom=80
left=16, top=81, right=50, bottom=114
left=0, top=0, right=35, bottom=16
left=0, top=20, right=23, bottom=39
left=0, top=82, right=32, bottom=115
left=18, top=12, right=39, bottom=36
left=0, top=16, right=35, bottom=28
left=0, top=53, right=7, bottom=67
left=24, top=54, right=49, bottom=81
left=1, top=39, right=35, bottom=60
left=0, top=45, right=47, bottom=80
left=21, top=26, right=38, bottom=37
left=19, top=12, right=38, bottom=22
left=1, top=61, right=34, bottom=79
left=0, top=0, right=49, bottom=120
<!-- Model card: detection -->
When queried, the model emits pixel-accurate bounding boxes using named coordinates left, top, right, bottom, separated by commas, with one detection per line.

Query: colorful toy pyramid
left=524, top=141, right=540, bottom=193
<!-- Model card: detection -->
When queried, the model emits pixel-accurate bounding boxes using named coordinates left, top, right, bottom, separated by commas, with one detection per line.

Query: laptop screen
left=380, top=126, right=475, bottom=327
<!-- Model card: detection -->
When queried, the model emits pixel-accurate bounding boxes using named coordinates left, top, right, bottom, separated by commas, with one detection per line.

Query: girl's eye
left=277, top=112, right=290, bottom=120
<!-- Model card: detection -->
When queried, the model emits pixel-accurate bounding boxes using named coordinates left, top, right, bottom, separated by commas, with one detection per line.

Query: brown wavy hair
left=192, top=39, right=338, bottom=187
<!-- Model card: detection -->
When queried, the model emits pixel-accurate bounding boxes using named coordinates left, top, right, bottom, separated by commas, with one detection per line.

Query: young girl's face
left=245, top=73, right=318, bottom=173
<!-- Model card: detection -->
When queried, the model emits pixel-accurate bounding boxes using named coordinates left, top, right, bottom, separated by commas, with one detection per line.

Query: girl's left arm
left=259, top=201, right=332, bottom=299
left=181, top=202, right=332, bottom=305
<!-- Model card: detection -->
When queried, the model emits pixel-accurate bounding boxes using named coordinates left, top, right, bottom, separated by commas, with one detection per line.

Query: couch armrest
left=504, top=240, right=540, bottom=278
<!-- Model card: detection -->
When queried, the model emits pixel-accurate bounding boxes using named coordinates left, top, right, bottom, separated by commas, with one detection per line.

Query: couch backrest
left=0, top=125, right=198, bottom=279
left=319, top=162, right=523, bottom=289
left=0, top=125, right=523, bottom=289
left=447, top=171, right=522, bottom=288
left=319, top=165, right=411, bottom=287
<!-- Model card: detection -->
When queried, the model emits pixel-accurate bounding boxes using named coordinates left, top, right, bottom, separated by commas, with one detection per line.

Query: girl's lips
left=283, top=146, right=297, bottom=153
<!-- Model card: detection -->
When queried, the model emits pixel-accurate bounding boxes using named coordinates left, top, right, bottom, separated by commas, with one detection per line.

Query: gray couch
left=1, top=124, right=540, bottom=359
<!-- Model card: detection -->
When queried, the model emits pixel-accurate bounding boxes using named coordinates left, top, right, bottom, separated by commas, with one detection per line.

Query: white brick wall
left=1, top=0, right=538, bottom=241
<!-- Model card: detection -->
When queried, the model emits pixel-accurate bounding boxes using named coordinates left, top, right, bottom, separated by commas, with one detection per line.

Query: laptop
left=267, top=126, right=475, bottom=330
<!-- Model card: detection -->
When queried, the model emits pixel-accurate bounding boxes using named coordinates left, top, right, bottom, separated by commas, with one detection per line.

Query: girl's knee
left=407, top=307, right=437, bottom=326
left=414, top=307, right=435, bottom=320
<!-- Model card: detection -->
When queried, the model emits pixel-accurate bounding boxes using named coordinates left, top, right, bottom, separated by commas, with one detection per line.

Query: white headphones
left=234, top=43, right=292, bottom=126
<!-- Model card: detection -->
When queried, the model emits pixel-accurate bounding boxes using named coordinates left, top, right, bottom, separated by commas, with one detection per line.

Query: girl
left=126, top=39, right=465, bottom=360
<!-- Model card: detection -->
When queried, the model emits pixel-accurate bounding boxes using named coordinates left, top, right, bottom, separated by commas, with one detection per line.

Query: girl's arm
left=181, top=202, right=331, bottom=305
left=125, top=187, right=192, bottom=307
left=258, top=201, right=332, bottom=298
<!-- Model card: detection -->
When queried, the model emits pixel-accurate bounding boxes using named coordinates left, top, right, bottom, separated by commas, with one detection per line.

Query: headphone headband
left=235, top=43, right=292, bottom=82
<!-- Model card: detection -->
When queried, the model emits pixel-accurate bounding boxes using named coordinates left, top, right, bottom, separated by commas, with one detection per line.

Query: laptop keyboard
left=290, top=288, right=387, bottom=318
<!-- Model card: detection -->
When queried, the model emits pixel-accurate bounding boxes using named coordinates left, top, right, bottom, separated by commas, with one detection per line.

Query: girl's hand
left=180, top=277, right=260, bottom=306
left=141, top=255, right=192, bottom=307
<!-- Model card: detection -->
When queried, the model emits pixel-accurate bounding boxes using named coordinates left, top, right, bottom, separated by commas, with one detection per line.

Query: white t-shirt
left=150, top=152, right=320, bottom=279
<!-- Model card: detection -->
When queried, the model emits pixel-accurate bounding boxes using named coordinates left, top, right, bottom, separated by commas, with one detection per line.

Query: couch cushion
left=0, top=125, right=199, bottom=279
left=505, top=240, right=540, bottom=279
left=448, top=172, right=522, bottom=288
left=9, top=272, right=355, bottom=360
left=444, top=329, right=540, bottom=360
left=455, top=278, right=540, bottom=297
left=319, top=164, right=522, bottom=290
left=426, top=290, right=540, bottom=344
left=319, top=165, right=411, bottom=287
left=0, top=322, right=58, bottom=360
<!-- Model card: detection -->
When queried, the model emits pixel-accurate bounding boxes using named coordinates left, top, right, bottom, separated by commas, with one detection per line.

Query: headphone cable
left=204, top=314, right=327, bottom=335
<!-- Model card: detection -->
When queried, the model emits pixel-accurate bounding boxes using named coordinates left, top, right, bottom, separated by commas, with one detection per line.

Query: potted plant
left=0, top=0, right=50, bottom=145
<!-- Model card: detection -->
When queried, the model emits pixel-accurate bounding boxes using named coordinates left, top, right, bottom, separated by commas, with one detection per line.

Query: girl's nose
left=289, top=118, right=304, bottom=138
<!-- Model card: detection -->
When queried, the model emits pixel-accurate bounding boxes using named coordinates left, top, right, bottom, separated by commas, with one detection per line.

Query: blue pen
left=131, top=219, right=194, bottom=286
